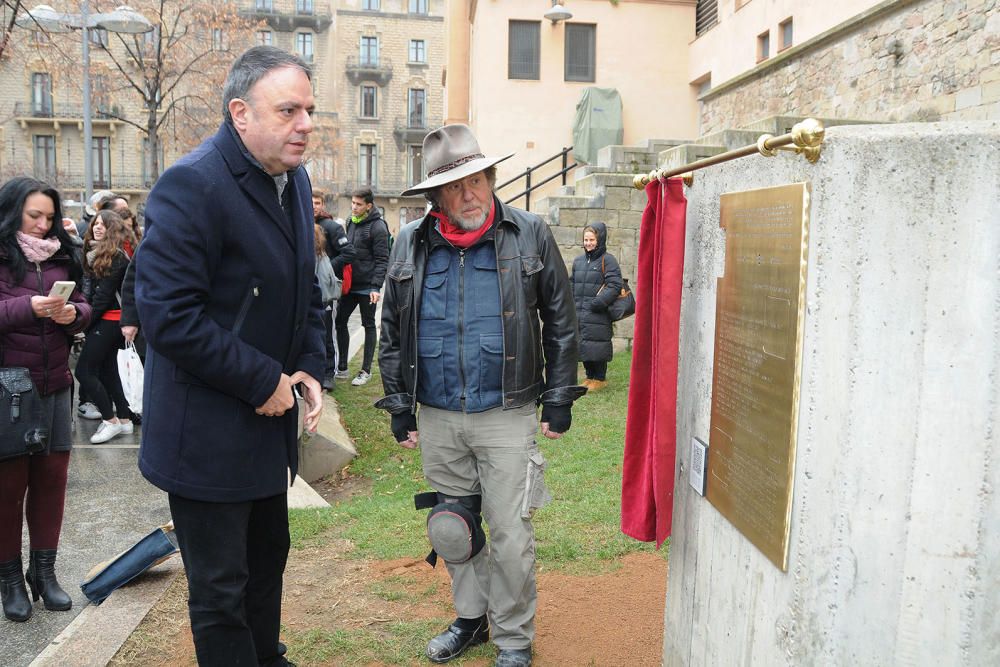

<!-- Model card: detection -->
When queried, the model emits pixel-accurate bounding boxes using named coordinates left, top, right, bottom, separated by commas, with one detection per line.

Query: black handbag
left=0, top=367, right=48, bottom=461
left=607, top=279, right=636, bottom=321
left=600, top=257, right=636, bottom=322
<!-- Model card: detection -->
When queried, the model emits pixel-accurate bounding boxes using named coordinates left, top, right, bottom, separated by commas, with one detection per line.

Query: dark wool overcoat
left=570, top=222, right=622, bottom=363
left=135, top=123, right=326, bottom=503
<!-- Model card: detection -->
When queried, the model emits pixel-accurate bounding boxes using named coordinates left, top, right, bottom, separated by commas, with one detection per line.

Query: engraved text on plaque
left=706, top=182, right=810, bottom=571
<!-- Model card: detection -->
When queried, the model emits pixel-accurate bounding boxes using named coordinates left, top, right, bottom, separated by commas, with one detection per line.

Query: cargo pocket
left=521, top=447, right=553, bottom=520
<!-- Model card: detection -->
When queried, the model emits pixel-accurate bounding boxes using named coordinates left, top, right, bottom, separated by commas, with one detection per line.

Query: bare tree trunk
left=0, top=1, right=25, bottom=62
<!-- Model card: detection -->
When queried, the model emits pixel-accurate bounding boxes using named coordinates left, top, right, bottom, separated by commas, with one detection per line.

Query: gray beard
left=446, top=208, right=488, bottom=231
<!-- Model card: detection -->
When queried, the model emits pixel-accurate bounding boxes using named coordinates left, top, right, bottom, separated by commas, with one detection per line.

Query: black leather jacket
left=375, top=198, right=585, bottom=415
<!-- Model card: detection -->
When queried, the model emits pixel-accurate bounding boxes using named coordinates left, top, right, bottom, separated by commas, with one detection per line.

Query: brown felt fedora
left=400, top=124, right=514, bottom=196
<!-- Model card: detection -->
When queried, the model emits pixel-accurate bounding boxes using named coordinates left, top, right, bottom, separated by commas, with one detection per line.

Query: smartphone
left=49, top=280, right=76, bottom=302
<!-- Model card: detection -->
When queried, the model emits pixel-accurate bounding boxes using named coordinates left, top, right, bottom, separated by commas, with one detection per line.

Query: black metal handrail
left=496, top=146, right=576, bottom=211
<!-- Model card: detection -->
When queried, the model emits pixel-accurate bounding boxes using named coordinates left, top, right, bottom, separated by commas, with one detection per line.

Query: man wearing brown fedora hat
left=376, top=125, right=585, bottom=667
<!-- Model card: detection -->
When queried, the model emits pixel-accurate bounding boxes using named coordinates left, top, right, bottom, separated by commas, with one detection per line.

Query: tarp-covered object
left=572, top=87, right=623, bottom=165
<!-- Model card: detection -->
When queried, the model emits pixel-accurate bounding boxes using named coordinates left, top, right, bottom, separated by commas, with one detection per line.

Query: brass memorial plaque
left=706, top=182, right=810, bottom=571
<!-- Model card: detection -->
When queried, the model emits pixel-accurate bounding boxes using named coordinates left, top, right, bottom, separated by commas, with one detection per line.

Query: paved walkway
left=2, top=308, right=373, bottom=665
left=1, top=417, right=169, bottom=667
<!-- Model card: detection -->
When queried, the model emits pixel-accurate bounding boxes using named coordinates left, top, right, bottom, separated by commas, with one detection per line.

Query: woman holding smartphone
left=74, top=209, right=134, bottom=444
left=0, top=177, right=91, bottom=622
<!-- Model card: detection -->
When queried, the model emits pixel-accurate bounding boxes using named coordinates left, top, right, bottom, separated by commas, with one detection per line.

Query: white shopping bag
left=117, top=341, right=144, bottom=415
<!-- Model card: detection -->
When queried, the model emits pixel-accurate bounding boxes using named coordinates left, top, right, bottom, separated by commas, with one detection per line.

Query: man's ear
left=229, top=98, right=250, bottom=132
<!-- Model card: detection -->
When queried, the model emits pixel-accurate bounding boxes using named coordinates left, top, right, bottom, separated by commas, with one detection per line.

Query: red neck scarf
left=430, top=199, right=496, bottom=248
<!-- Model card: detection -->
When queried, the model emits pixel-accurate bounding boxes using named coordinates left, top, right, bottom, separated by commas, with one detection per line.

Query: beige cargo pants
left=418, top=403, right=552, bottom=650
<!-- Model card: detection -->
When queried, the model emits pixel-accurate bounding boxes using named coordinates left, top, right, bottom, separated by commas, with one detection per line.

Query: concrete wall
left=698, top=0, right=1000, bottom=135
left=665, top=121, right=1000, bottom=664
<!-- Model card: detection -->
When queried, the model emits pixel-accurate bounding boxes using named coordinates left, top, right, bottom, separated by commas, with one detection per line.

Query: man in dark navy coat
left=134, top=46, right=325, bottom=667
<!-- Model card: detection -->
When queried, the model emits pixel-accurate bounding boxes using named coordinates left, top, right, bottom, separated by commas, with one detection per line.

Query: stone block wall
left=546, top=176, right=648, bottom=351
left=332, top=0, right=445, bottom=226
left=700, top=0, right=1000, bottom=134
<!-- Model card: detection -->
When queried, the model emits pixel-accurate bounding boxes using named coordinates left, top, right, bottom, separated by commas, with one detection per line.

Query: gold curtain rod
left=632, top=118, right=826, bottom=189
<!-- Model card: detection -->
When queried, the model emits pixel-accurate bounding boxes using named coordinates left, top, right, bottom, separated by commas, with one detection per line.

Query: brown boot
left=581, top=378, right=594, bottom=390
left=587, top=379, right=608, bottom=392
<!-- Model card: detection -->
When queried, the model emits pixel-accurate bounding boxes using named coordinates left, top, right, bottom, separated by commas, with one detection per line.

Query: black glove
left=391, top=412, right=417, bottom=443
left=540, top=404, right=572, bottom=434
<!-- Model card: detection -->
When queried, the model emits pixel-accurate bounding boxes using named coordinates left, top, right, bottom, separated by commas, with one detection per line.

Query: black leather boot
left=26, top=550, right=72, bottom=611
left=1, top=558, right=32, bottom=622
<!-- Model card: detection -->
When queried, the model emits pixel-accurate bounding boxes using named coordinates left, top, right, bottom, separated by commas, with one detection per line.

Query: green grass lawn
left=290, top=349, right=666, bottom=574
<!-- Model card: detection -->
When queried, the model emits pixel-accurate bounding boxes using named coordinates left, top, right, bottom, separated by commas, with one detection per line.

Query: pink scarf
left=16, top=232, right=61, bottom=263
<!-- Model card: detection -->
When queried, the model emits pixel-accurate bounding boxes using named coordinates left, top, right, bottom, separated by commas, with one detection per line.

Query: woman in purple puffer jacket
left=0, top=177, right=91, bottom=623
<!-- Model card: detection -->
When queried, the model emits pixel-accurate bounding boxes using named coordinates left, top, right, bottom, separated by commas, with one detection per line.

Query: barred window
left=508, top=20, right=540, bottom=80
left=564, top=23, right=595, bottom=82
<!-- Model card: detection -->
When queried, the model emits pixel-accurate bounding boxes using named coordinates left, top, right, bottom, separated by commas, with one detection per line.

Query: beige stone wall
left=331, top=0, right=445, bottom=229
left=699, top=0, right=1000, bottom=134
left=0, top=0, right=337, bottom=210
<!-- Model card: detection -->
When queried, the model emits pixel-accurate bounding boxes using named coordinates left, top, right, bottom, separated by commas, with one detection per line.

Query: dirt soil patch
left=113, top=476, right=667, bottom=666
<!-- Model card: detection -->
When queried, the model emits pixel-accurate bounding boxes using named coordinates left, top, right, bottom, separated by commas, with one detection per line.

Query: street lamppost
left=17, top=4, right=153, bottom=203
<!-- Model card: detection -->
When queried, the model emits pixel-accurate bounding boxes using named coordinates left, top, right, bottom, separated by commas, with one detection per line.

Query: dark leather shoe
left=426, top=617, right=489, bottom=663
left=495, top=647, right=532, bottom=667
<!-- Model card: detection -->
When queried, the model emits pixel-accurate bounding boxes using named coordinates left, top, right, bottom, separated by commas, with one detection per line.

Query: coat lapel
left=213, top=124, right=294, bottom=248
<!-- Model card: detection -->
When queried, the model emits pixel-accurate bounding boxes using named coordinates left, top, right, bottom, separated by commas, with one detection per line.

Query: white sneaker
left=91, top=420, right=124, bottom=444
left=118, top=420, right=134, bottom=435
left=78, top=402, right=101, bottom=420
left=334, top=369, right=351, bottom=379
left=351, top=370, right=372, bottom=386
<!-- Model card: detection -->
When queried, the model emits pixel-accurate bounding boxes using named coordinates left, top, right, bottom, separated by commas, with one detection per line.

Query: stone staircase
left=536, top=115, right=878, bottom=349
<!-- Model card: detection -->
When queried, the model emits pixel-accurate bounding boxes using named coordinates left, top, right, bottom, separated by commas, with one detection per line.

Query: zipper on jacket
left=233, top=283, right=260, bottom=337
left=457, top=249, right=467, bottom=410
left=34, top=263, right=49, bottom=395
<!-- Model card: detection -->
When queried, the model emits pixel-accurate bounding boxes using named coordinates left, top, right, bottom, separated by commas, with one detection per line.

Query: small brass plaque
left=706, top=182, right=810, bottom=571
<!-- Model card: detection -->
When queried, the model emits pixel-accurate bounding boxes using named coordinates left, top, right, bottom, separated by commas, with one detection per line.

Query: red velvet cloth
left=621, top=177, right=687, bottom=547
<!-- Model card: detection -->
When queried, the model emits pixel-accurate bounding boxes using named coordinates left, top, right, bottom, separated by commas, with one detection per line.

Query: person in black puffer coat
left=570, top=222, right=622, bottom=391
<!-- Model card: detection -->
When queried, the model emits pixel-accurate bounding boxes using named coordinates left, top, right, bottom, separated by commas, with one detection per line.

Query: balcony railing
left=341, top=180, right=422, bottom=199
left=392, top=116, right=428, bottom=148
left=243, top=1, right=332, bottom=32
left=13, top=102, right=123, bottom=121
left=345, top=55, right=393, bottom=86
left=38, top=172, right=154, bottom=192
